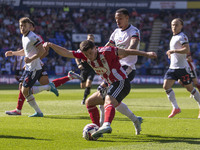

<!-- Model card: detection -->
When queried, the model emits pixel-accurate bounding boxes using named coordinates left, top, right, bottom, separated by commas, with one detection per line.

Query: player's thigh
left=104, top=95, right=119, bottom=107
left=21, top=86, right=30, bottom=97
left=163, top=79, right=175, bottom=90
left=86, top=91, right=104, bottom=106
left=81, top=82, right=86, bottom=88
left=184, top=83, right=194, bottom=92
left=192, top=78, right=198, bottom=85
left=39, top=75, right=49, bottom=85
left=86, top=79, right=92, bottom=87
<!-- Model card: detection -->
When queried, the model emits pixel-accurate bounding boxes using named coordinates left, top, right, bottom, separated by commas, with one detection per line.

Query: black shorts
left=20, top=69, right=43, bottom=88
left=80, top=69, right=95, bottom=83
left=164, top=68, right=192, bottom=85
left=122, top=65, right=136, bottom=82
left=19, top=65, right=48, bottom=83
left=107, top=78, right=130, bottom=103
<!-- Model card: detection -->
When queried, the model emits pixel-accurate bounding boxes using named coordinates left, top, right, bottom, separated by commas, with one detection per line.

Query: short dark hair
left=79, top=40, right=95, bottom=52
left=19, top=17, right=32, bottom=25
left=116, top=8, right=129, bottom=17
left=174, top=18, right=184, bottom=26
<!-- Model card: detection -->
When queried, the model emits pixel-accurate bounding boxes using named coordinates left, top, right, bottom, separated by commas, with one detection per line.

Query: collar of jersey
left=24, top=31, right=30, bottom=37
left=173, top=31, right=182, bottom=36
left=121, top=24, right=131, bottom=32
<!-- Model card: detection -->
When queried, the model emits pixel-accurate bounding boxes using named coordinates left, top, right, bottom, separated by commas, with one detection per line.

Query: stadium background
left=0, top=0, right=200, bottom=85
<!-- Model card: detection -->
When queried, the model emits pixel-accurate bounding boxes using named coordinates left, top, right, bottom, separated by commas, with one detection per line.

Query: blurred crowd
left=0, top=5, right=200, bottom=76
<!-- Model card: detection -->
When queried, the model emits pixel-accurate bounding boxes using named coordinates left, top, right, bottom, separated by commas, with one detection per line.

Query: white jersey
left=109, top=24, right=140, bottom=70
left=169, top=32, right=189, bottom=69
left=22, top=31, right=43, bottom=71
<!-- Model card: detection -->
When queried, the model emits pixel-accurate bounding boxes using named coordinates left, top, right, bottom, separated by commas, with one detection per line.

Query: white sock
left=102, top=122, right=110, bottom=127
left=191, top=88, right=200, bottom=108
left=166, top=88, right=179, bottom=109
left=116, top=102, right=138, bottom=123
left=99, top=105, right=104, bottom=126
left=31, top=85, right=50, bottom=94
left=16, top=109, right=21, bottom=113
left=26, top=94, right=42, bottom=113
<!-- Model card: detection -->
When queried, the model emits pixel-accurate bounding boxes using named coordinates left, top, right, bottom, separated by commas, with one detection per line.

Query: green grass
left=0, top=85, right=200, bottom=150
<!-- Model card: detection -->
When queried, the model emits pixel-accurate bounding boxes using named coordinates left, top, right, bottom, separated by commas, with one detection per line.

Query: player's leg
left=5, top=71, right=26, bottom=115
left=97, top=82, right=108, bottom=126
left=52, top=71, right=82, bottom=87
left=85, top=91, right=104, bottom=127
left=185, top=83, right=200, bottom=118
left=80, top=70, right=87, bottom=104
left=163, top=79, right=180, bottom=118
left=115, top=102, right=142, bottom=135
left=5, top=83, right=25, bottom=115
left=92, top=79, right=132, bottom=138
left=82, top=72, right=95, bottom=105
left=22, top=70, right=43, bottom=117
left=31, top=70, right=58, bottom=96
left=163, top=69, right=181, bottom=118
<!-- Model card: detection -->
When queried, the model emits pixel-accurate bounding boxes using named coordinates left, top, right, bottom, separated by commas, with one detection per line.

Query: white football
left=82, top=123, right=99, bottom=141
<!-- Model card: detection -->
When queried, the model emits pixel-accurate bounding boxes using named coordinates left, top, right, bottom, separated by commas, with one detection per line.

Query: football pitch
left=0, top=84, right=200, bottom=150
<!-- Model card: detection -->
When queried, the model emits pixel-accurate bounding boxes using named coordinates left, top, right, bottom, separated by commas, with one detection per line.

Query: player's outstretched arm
left=5, top=49, right=24, bottom=57
left=44, top=42, right=75, bottom=58
left=118, top=48, right=157, bottom=59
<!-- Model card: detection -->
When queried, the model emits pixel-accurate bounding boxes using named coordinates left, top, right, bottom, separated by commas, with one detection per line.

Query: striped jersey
left=73, top=46, right=127, bottom=85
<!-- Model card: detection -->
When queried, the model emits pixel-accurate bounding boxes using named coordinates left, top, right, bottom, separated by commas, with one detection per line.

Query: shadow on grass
left=0, top=135, right=52, bottom=141
left=44, top=115, right=136, bottom=122
left=44, top=115, right=91, bottom=120
left=106, top=134, right=200, bottom=145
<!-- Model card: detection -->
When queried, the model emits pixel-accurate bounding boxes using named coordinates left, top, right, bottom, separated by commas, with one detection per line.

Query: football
left=82, top=123, right=99, bottom=141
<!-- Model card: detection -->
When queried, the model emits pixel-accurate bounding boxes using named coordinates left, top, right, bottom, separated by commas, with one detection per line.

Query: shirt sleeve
left=31, top=34, right=43, bottom=47
left=180, top=34, right=189, bottom=45
left=130, top=29, right=140, bottom=40
left=72, top=51, right=87, bottom=60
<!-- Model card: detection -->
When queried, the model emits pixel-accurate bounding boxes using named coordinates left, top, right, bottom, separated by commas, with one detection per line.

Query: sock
left=191, top=88, right=200, bottom=108
left=83, top=87, right=91, bottom=100
left=104, top=104, right=115, bottom=125
left=166, top=88, right=179, bottom=109
left=99, top=105, right=105, bottom=126
left=87, top=105, right=100, bottom=127
left=31, top=85, right=50, bottom=94
left=116, top=102, right=138, bottom=123
left=26, top=94, right=42, bottom=114
left=52, top=76, right=70, bottom=87
left=16, top=90, right=25, bottom=111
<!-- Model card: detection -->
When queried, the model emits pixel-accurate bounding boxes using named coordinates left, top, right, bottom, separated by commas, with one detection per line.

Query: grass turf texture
left=0, top=84, right=200, bottom=150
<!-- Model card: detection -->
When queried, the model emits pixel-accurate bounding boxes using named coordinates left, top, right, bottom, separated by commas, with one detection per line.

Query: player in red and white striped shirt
left=44, top=40, right=157, bottom=139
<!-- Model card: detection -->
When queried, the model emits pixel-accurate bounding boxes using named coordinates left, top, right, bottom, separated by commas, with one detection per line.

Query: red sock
left=87, top=105, right=100, bottom=127
left=16, top=90, right=25, bottom=110
left=52, top=76, right=70, bottom=87
left=104, top=104, right=115, bottom=124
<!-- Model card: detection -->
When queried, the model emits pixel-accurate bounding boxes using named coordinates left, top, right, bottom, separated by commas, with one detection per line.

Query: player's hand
left=43, top=42, right=50, bottom=51
left=147, top=52, right=157, bottom=59
left=43, top=42, right=52, bottom=49
left=166, top=50, right=174, bottom=59
left=5, top=51, right=13, bottom=57
left=24, top=57, right=32, bottom=63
